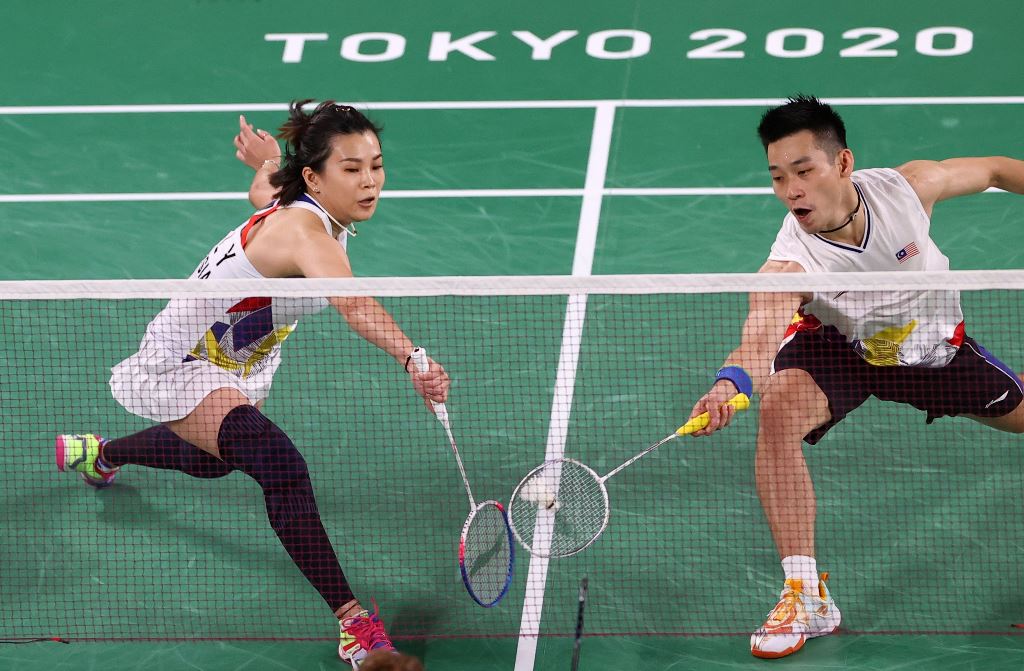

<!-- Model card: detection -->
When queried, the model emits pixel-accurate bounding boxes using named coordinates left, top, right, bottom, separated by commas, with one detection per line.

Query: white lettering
left=585, top=29, right=651, bottom=59
left=765, top=28, right=824, bottom=58
left=429, top=31, right=497, bottom=61
left=511, top=30, right=579, bottom=60
left=341, top=32, right=407, bottom=62
left=916, top=27, right=973, bottom=57
left=840, top=28, right=899, bottom=58
left=261, top=25, right=975, bottom=65
left=687, top=29, right=746, bottom=59
left=264, top=33, right=329, bottom=63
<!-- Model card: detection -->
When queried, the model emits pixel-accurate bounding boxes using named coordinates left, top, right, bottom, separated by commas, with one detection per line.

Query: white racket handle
left=410, top=347, right=449, bottom=424
left=411, top=347, right=475, bottom=507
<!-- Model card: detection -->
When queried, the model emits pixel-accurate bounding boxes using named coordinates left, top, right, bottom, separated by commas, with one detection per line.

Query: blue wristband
left=715, top=365, right=753, bottom=397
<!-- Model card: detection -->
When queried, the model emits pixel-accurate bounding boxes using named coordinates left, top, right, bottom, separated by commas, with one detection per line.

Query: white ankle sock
left=781, top=555, right=818, bottom=594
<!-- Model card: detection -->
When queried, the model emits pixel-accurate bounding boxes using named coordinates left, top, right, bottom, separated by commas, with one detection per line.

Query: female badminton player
left=56, top=100, right=449, bottom=668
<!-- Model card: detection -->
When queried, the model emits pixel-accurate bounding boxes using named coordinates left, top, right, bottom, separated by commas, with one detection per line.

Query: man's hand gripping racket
left=508, top=393, right=750, bottom=559
left=410, top=348, right=515, bottom=607
left=688, top=379, right=749, bottom=437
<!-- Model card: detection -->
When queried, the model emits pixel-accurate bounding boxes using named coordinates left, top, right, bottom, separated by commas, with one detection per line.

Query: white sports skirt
left=109, top=347, right=277, bottom=423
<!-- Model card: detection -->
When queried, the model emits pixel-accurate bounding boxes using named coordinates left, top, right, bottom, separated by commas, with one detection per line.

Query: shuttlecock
left=520, top=478, right=559, bottom=510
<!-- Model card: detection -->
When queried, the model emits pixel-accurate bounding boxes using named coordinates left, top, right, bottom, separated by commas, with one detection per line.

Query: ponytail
left=269, top=100, right=383, bottom=205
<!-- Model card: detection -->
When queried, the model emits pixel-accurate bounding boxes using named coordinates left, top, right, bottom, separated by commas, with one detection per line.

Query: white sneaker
left=750, top=573, right=841, bottom=658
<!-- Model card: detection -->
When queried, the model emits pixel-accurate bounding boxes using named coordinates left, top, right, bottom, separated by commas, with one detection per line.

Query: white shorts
left=109, top=348, right=276, bottom=423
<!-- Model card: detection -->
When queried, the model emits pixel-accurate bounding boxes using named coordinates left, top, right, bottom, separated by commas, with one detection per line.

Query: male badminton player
left=687, top=95, right=1024, bottom=659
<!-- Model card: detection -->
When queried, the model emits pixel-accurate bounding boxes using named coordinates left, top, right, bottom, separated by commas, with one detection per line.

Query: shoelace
left=764, top=587, right=801, bottom=626
left=343, top=606, right=393, bottom=651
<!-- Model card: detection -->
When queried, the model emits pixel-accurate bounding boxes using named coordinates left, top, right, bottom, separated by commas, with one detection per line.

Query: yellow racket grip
left=675, top=393, right=750, bottom=436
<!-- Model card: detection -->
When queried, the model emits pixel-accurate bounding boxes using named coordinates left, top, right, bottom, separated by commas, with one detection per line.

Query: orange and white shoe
left=750, top=573, right=841, bottom=659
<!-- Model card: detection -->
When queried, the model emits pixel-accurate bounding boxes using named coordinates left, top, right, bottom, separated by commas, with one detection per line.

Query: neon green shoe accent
left=339, top=605, right=395, bottom=669
left=56, top=434, right=117, bottom=488
left=338, top=609, right=370, bottom=668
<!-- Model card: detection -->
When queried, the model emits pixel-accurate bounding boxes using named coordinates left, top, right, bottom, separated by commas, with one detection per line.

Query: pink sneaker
left=338, top=603, right=396, bottom=669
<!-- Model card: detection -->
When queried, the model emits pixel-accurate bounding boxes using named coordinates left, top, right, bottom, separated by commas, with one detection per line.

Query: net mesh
left=2, top=273, right=1023, bottom=641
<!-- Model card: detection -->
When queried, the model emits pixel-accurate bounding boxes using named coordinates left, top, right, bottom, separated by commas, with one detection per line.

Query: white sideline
left=512, top=102, right=615, bottom=671
left=1, top=96, right=1022, bottom=115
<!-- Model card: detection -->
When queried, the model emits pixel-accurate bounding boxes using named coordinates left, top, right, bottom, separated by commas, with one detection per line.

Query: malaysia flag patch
left=895, top=242, right=919, bottom=264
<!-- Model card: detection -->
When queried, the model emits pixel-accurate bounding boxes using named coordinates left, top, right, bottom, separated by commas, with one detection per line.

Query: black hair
left=757, top=95, right=847, bottom=155
left=269, top=99, right=383, bottom=204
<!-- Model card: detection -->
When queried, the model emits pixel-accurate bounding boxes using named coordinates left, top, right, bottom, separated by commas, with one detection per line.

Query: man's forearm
left=992, top=156, right=1024, bottom=194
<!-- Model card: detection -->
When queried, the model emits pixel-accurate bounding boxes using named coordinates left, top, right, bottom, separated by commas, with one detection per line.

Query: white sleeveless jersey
left=768, top=168, right=963, bottom=367
left=116, top=194, right=350, bottom=411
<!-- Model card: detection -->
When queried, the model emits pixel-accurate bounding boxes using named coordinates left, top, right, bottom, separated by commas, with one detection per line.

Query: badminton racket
left=508, top=393, right=750, bottom=558
left=411, top=348, right=515, bottom=607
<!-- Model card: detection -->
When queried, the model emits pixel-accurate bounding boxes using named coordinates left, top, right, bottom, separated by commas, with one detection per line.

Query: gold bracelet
left=261, top=159, right=280, bottom=170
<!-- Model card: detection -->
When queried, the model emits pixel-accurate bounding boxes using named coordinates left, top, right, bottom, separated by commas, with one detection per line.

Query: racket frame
left=509, top=393, right=750, bottom=558
left=459, top=499, right=516, bottom=607
left=411, top=347, right=516, bottom=606
left=508, top=457, right=609, bottom=559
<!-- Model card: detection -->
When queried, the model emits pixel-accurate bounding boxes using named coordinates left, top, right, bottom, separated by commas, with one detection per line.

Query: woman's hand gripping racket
left=411, top=348, right=515, bottom=607
left=508, top=393, right=750, bottom=558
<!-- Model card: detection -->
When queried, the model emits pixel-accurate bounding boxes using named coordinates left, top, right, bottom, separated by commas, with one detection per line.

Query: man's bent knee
left=758, top=369, right=831, bottom=440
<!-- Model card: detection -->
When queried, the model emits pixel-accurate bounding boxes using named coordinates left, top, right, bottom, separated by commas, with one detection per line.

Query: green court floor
left=2, top=0, right=1023, bottom=669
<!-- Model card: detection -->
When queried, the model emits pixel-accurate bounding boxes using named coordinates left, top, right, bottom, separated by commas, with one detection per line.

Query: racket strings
left=462, top=505, right=512, bottom=603
left=510, top=461, right=608, bottom=558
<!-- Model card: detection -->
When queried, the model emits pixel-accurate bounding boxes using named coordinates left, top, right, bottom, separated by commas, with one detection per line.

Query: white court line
left=605, top=186, right=1007, bottom=196
left=0, top=189, right=584, bottom=203
left=617, top=96, right=1024, bottom=108
left=513, top=102, right=616, bottom=671
left=1, top=187, right=1011, bottom=204
left=387, top=188, right=584, bottom=198
left=0, top=192, right=251, bottom=203
left=1, top=96, right=1023, bottom=115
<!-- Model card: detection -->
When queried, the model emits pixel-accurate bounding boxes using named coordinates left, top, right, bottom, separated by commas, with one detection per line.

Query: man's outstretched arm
left=899, top=157, right=1024, bottom=215
left=688, top=259, right=806, bottom=436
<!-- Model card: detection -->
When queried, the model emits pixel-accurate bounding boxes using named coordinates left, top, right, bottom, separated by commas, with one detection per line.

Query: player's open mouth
left=358, top=197, right=377, bottom=207
left=793, top=207, right=812, bottom=221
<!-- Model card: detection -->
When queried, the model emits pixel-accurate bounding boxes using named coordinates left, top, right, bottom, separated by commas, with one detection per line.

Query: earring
left=312, top=187, right=321, bottom=193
